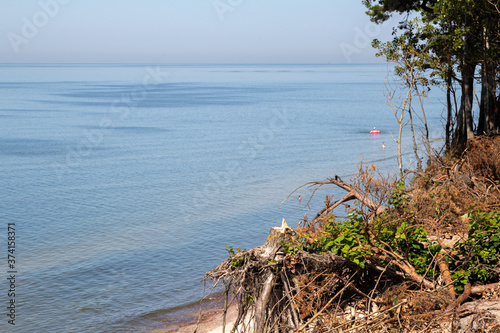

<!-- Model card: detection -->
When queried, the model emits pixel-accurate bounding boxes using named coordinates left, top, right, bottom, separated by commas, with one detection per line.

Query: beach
left=145, top=295, right=238, bottom=333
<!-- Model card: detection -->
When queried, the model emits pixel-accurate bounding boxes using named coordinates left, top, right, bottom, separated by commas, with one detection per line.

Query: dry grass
left=398, top=135, right=500, bottom=237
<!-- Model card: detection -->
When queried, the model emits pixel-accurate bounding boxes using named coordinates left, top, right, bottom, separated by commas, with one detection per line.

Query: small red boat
left=370, top=127, right=380, bottom=134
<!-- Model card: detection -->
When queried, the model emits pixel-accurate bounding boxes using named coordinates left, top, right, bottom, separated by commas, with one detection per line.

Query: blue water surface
left=0, top=63, right=445, bottom=332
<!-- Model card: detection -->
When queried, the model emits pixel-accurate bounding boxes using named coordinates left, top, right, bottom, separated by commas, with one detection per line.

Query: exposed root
left=204, top=135, right=500, bottom=332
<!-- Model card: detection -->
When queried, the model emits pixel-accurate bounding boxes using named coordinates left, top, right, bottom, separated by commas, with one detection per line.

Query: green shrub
left=452, top=212, right=500, bottom=291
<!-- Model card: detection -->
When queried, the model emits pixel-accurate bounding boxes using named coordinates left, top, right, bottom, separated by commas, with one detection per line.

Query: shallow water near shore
left=0, top=63, right=444, bottom=332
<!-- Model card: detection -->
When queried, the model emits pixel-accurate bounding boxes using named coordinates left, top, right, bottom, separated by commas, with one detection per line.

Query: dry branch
left=446, top=283, right=471, bottom=311
left=312, top=192, right=356, bottom=223
left=328, top=175, right=387, bottom=215
left=307, top=175, right=387, bottom=224
left=437, top=252, right=456, bottom=297
left=471, top=282, right=500, bottom=295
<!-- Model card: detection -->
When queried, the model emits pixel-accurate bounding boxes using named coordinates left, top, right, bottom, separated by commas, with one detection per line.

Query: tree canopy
left=364, top=0, right=500, bottom=151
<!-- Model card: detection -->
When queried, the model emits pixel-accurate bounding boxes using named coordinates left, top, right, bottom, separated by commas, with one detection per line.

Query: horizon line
left=0, top=61, right=387, bottom=66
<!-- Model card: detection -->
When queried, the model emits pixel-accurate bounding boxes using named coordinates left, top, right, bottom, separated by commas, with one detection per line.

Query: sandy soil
left=145, top=300, right=238, bottom=333
left=171, top=303, right=237, bottom=333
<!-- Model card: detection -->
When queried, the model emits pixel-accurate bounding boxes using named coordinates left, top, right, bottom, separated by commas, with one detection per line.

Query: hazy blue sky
left=1, top=0, right=397, bottom=63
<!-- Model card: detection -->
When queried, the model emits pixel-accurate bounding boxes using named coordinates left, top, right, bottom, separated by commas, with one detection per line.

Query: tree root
left=205, top=168, right=500, bottom=332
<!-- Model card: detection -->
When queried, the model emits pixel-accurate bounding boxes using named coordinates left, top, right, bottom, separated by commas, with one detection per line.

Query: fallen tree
left=205, top=136, right=500, bottom=332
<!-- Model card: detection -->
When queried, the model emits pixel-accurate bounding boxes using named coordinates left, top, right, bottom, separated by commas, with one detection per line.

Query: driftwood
left=207, top=220, right=500, bottom=332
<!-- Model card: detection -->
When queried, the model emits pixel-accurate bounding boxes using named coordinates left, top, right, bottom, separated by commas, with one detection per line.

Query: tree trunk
left=478, top=25, right=497, bottom=135
left=408, top=104, right=422, bottom=172
left=496, top=95, right=500, bottom=132
left=453, top=61, right=476, bottom=151
left=255, top=225, right=293, bottom=332
left=446, top=66, right=453, bottom=151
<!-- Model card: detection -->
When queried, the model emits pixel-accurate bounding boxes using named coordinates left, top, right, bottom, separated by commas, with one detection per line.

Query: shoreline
left=140, top=294, right=238, bottom=333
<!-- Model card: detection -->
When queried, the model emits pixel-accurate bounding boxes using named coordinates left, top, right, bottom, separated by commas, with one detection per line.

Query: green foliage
left=294, top=181, right=444, bottom=279
left=451, top=212, right=500, bottom=291
left=388, top=180, right=407, bottom=210
left=281, top=241, right=299, bottom=256
left=294, top=211, right=371, bottom=268
left=226, top=246, right=245, bottom=268
left=362, top=0, right=422, bottom=23
left=296, top=204, right=440, bottom=276
left=323, top=211, right=370, bottom=269
left=366, top=0, right=500, bottom=149
left=375, top=218, right=441, bottom=277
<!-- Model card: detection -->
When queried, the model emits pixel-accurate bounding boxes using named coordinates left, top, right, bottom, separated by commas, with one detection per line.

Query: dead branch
left=436, top=252, right=456, bottom=297
left=471, top=282, right=500, bottom=295
left=282, top=175, right=387, bottom=222
left=446, top=283, right=471, bottom=311
left=369, top=253, right=435, bottom=290
left=308, top=175, right=387, bottom=224
left=312, top=191, right=356, bottom=223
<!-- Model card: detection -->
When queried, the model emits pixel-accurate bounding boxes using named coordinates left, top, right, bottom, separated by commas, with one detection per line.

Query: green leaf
left=325, top=240, right=335, bottom=250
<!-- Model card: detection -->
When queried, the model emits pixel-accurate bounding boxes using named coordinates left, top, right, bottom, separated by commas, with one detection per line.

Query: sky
left=0, top=0, right=398, bottom=64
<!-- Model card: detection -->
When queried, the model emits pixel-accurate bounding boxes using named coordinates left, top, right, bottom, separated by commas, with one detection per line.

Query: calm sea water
left=0, top=63, right=444, bottom=332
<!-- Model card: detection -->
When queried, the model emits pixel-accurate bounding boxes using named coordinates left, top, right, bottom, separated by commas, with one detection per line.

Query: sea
left=0, top=63, right=445, bottom=332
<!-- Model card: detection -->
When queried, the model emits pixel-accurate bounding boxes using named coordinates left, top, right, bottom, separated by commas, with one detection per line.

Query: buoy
left=370, top=127, right=380, bottom=134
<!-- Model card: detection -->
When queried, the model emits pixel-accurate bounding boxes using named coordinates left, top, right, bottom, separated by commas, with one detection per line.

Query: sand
left=170, top=303, right=238, bottom=333
left=145, top=299, right=239, bottom=333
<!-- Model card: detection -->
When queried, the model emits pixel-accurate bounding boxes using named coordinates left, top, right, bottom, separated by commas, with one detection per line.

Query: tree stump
left=254, top=220, right=293, bottom=333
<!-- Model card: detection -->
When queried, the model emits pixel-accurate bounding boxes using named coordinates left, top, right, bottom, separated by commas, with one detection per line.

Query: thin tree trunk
left=415, top=84, right=431, bottom=156
left=465, top=71, right=475, bottom=140
left=485, top=67, right=496, bottom=133
left=496, top=96, right=500, bottom=132
left=479, top=27, right=487, bottom=135
left=446, top=66, right=453, bottom=151
left=398, top=81, right=414, bottom=178
left=408, top=104, right=422, bottom=172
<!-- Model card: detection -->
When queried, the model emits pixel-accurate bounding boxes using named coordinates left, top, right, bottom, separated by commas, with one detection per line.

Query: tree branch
left=420, top=0, right=434, bottom=13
